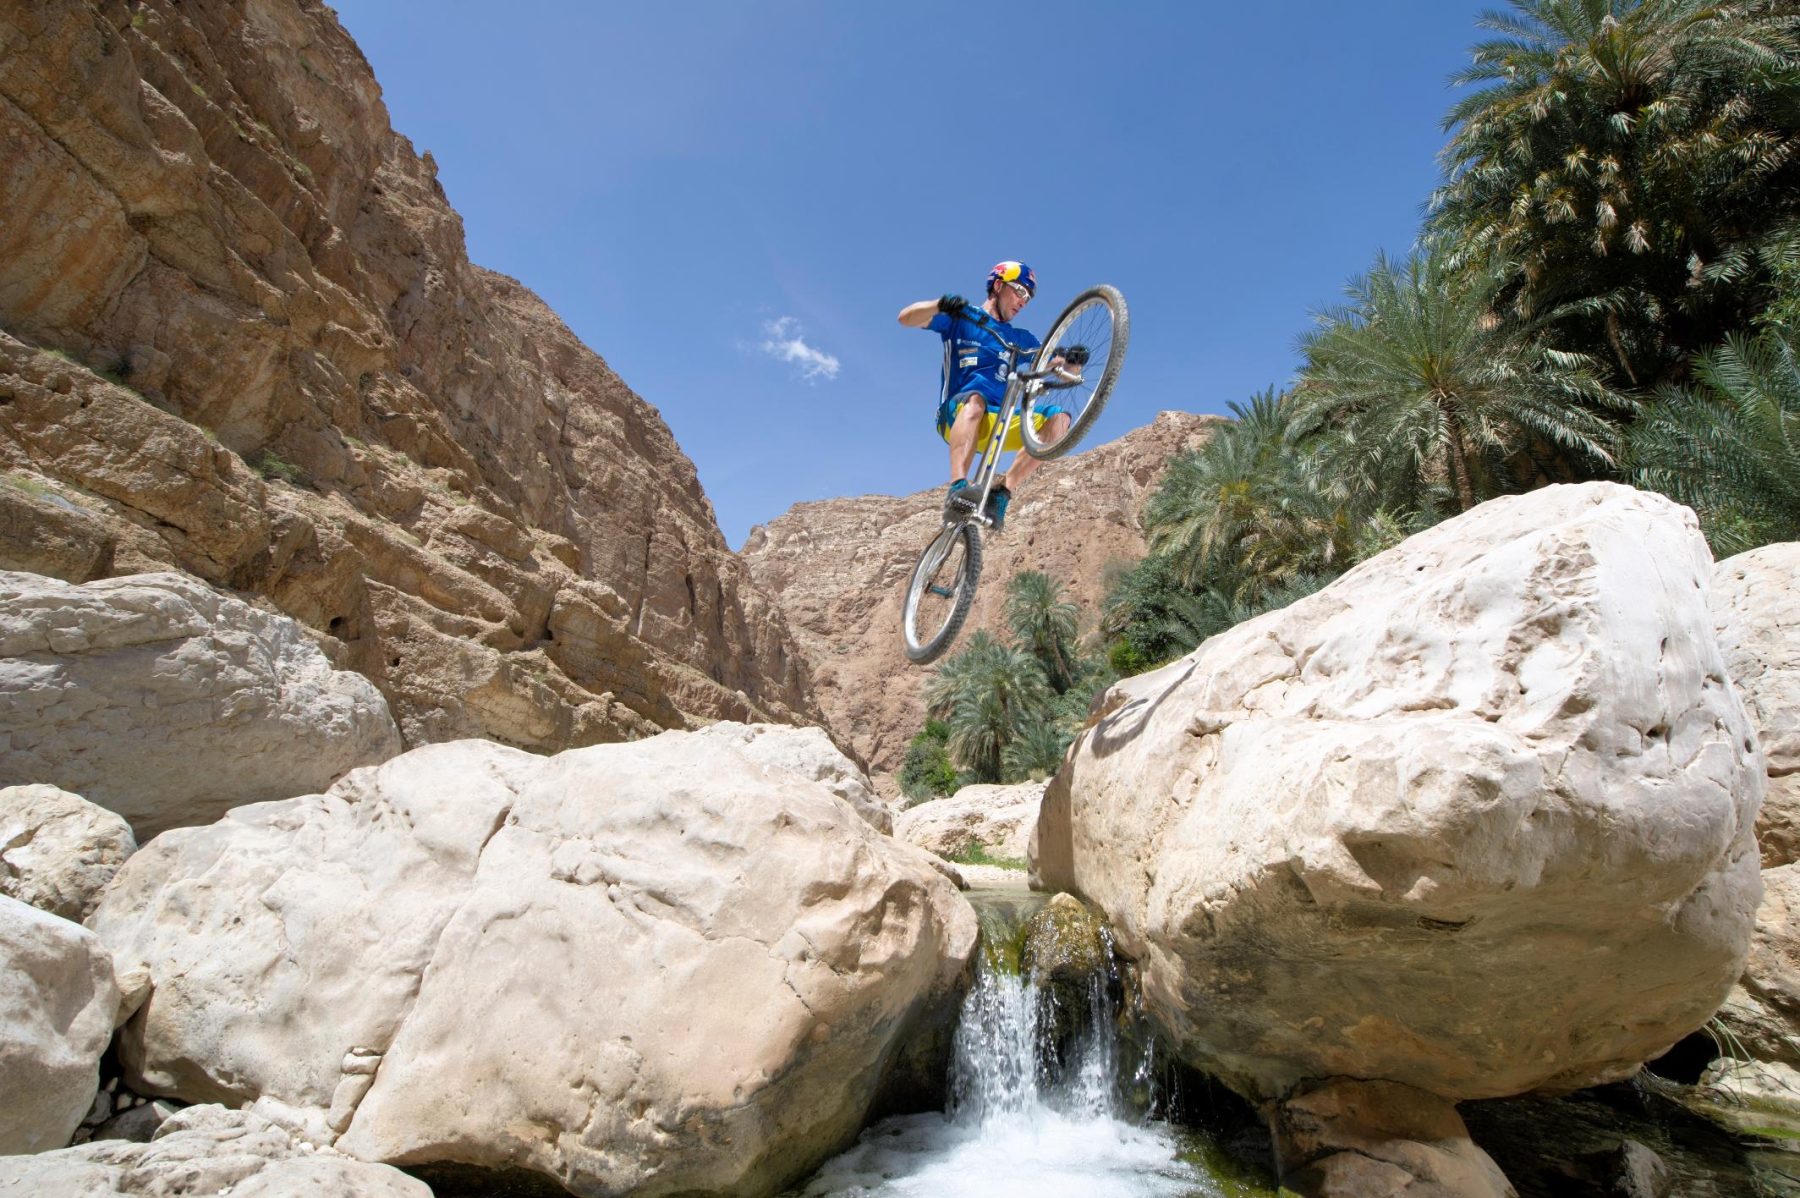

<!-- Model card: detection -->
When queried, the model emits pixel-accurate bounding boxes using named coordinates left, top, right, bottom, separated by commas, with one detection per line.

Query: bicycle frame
left=938, top=309, right=1077, bottom=529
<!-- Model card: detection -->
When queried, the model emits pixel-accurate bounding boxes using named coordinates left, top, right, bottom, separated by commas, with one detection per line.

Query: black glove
left=937, top=294, right=968, bottom=317
left=1059, top=344, right=1091, bottom=367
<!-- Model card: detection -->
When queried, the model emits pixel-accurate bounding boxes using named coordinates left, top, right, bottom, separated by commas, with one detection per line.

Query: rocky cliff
left=0, top=0, right=823, bottom=749
left=742, top=410, right=1223, bottom=772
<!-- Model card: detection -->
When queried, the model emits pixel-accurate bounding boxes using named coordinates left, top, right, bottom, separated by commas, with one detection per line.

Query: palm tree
left=1004, top=571, right=1081, bottom=693
left=1432, top=0, right=1800, bottom=385
left=1292, top=246, right=1628, bottom=513
left=1002, top=719, right=1074, bottom=782
left=923, top=633, right=1053, bottom=784
left=1630, top=327, right=1800, bottom=553
left=1142, top=389, right=1359, bottom=591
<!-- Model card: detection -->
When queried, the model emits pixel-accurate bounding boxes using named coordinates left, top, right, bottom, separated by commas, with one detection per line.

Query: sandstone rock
left=0, top=475, right=115, bottom=582
left=0, top=1, right=825, bottom=752
left=1037, top=483, right=1763, bottom=1102
left=0, top=571, right=403, bottom=838
left=0, top=893, right=121, bottom=1155
left=895, top=781, right=1042, bottom=864
left=745, top=411, right=1224, bottom=771
left=92, top=734, right=976, bottom=1196
left=688, top=719, right=892, bottom=833
left=1713, top=543, right=1800, bottom=866
left=1269, top=1078, right=1516, bottom=1198
left=0, top=1104, right=429, bottom=1196
left=0, top=783, right=135, bottom=921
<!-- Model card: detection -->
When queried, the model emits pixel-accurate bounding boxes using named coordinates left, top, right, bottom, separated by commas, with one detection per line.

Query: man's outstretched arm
left=897, top=294, right=968, bottom=328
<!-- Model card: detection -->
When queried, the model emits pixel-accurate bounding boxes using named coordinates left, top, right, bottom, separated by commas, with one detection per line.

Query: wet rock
left=1021, top=892, right=1114, bottom=1076
left=1269, top=1078, right=1514, bottom=1198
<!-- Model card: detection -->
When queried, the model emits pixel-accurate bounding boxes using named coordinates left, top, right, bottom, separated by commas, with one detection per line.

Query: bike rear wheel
left=1021, top=284, right=1129, bottom=460
left=902, top=521, right=982, bottom=665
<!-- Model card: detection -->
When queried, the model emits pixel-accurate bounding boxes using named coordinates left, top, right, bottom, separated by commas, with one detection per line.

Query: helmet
left=987, top=261, right=1036, bottom=297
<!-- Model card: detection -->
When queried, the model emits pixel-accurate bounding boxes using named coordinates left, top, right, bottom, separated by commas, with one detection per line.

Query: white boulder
left=1712, top=543, right=1800, bottom=866
left=895, top=782, right=1042, bottom=864
left=1, top=783, right=135, bottom=921
left=0, top=893, right=122, bottom=1154
left=1036, top=483, right=1763, bottom=1101
left=1717, top=862, right=1800, bottom=1066
left=0, top=571, right=404, bottom=838
left=689, top=719, right=893, bottom=832
left=92, top=731, right=975, bottom=1196
left=0, top=1104, right=430, bottom=1196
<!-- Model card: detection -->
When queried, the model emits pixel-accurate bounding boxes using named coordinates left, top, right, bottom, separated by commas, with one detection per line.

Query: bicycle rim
left=1022, top=284, right=1129, bottom=460
left=902, top=522, right=982, bottom=664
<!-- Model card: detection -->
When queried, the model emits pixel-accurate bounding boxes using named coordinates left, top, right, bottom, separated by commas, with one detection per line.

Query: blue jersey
left=928, top=311, right=1041, bottom=406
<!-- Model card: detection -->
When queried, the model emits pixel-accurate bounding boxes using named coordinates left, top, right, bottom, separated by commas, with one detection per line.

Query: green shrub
left=252, top=450, right=304, bottom=485
left=899, top=720, right=958, bottom=805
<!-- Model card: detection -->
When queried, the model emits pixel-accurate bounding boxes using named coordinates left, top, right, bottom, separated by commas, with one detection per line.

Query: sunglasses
left=1003, top=281, right=1032, bottom=302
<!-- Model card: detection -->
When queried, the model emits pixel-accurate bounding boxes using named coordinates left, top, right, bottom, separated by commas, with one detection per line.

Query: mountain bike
left=901, top=285, right=1129, bottom=665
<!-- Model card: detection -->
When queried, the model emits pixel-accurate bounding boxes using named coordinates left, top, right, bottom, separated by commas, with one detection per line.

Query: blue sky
left=331, top=2, right=1496, bottom=547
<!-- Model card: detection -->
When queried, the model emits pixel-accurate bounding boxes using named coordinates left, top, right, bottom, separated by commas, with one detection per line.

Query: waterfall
left=790, top=892, right=1229, bottom=1198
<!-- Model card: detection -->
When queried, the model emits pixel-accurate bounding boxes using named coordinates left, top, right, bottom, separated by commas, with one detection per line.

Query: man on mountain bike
left=896, top=261, right=1072, bottom=533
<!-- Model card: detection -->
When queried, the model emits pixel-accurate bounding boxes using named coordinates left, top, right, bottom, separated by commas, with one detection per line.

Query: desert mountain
left=0, top=1, right=823, bottom=749
left=743, top=411, right=1223, bottom=773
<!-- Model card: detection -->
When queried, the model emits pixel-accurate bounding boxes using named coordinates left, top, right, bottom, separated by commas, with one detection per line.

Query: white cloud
left=759, top=316, right=840, bottom=382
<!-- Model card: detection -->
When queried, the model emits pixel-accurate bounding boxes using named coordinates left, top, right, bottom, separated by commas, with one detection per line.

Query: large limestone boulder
left=688, top=720, right=892, bottom=833
left=0, top=571, right=403, bottom=837
left=895, top=782, right=1042, bottom=864
left=0, top=893, right=122, bottom=1154
left=1037, top=483, right=1763, bottom=1102
left=91, top=732, right=976, bottom=1197
left=1717, top=863, right=1800, bottom=1066
left=1, top=783, right=135, bottom=922
left=0, top=1104, right=430, bottom=1196
left=1712, top=543, right=1800, bottom=866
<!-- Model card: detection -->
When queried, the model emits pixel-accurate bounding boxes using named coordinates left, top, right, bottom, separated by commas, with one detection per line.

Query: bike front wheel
left=1022, top=284, right=1129, bottom=460
left=902, top=521, right=982, bottom=665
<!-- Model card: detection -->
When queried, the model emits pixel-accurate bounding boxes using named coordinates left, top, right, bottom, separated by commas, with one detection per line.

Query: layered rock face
left=0, top=1, right=822, bottom=750
left=0, top=571, right=402, bottom=836
left=744, top=411, right=1222, bottom=772
left=1713, top=542, right=1800, bottom=867
left=1036, top=483, right=1763, bottom=1103
left=91, top=731, right=976, bottom=1196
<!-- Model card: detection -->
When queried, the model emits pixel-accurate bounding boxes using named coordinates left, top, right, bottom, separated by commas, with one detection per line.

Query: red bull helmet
left=987, top=261, right=1036, bottom=297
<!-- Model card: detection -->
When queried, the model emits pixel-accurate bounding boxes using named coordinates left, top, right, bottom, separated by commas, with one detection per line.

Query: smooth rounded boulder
left=1712, top=543, right=1800, bottom=866
left=0, top=783, right=135, bottom=922
left=1036, top=483, right=1763, bottom=1102
left=0, top=893, right=121, bottom=1154
left=92, top=731, right=976, bottom=1197
left=688, top=719, right=893, bottom=833
left=895, top=782, right=1041, bottom=864
left=0, top=571, right=403, bottom=837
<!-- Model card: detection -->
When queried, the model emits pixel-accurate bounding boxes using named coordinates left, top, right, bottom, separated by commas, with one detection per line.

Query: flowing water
left=786, top=887, right=1275, bottom=1198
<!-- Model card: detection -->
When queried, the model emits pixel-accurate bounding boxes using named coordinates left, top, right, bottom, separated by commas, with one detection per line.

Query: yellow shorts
left=936, top=393, right=1060, bottom=453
